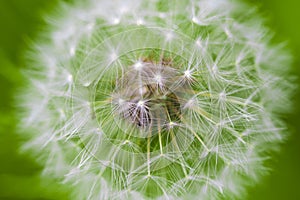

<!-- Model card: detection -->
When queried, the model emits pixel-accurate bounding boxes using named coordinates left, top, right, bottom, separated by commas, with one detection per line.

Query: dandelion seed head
left=19, top=0, right=293, bottom=199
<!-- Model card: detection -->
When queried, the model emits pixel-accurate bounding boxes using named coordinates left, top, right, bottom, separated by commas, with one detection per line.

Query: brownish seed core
left=114, top=60, right=183, bottom=129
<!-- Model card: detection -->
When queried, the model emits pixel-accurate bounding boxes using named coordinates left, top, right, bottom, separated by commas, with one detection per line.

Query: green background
left=0, top=0, right=299, bottom=199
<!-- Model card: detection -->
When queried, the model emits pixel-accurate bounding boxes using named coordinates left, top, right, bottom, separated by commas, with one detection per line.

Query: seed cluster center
left=113, top=62, right=183, bottom=131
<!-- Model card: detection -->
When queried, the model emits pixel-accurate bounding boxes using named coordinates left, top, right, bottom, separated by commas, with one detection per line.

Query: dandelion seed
left=158, top=13, right=167, bottom=19
left=69, top=46, right=75, bottom=56
left=154, top=74, right=162, bottom=84
left=134, top=61, right=143, bottom=70
left=165, top=32, right=174, bottom=41
left=110, top=52, right=118, bottom=61
left=136, top=19, right=144, bottom=26
left=86, top=22, right=94, bottom=31
left=112, top=18, right=120, bottom=25
left=118, top=98, right=125, bottom=105
left=137, top=100, right=145, bottom=107
left=184, top=70, right=192, bottom=78
left=192, top=16, right=199, bottom=24
left=67, top=74, right=73, bottom=82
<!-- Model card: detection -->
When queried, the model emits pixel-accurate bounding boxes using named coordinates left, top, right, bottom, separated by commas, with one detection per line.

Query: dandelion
left=20, top=0, right=292, bottom=199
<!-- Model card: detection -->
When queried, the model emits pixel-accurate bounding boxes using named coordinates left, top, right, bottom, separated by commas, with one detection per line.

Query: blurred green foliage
left=0, top=0, right=299, bottom=199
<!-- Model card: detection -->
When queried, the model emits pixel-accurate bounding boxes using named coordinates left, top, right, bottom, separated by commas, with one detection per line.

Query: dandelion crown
left=21, top=0, right=292, bottom=199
